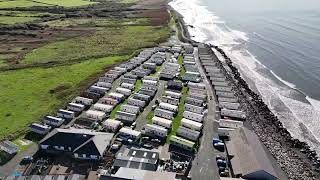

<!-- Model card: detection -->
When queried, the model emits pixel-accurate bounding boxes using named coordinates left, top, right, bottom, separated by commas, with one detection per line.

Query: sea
left=169, top=0, right=320, bottom=154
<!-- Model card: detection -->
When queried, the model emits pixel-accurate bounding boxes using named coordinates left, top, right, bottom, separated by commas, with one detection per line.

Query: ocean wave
left=169, top=0, right=320, bottom=154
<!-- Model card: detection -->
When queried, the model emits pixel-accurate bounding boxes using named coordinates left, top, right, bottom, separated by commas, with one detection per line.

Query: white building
left=109, top=92, right=125, bottom=101
left=165, top=90, right=182, bottom=99
left=57, top=109, right=75, bottom=119
left=119, top=127, right=141, bottom=141
left=74, top=96, right=93, bottom=106
left=93, top=103, right=114, bottom=113
left=103, top=119, right=122, bottom=132
left=120, top=77, right=136, bottom=85
left=219, top=119, right=244, bottom=129
left=143, top=76, right=158, bottom=81
left=44, top=116, right=64, bottom=127
left=116, top=87, right=132, bottom=97
left=89, top=86, right=108, bottom=95
left=128, top=98, right=146, bottom=108
left=143, top=124, right=168, bottom=138
left=184, top=103, right=204, bottom=114
left=86, top=110, right=106, bottom=121
left=139, top=88, right=156, bottom=97
left=218, top=127, right=235, bottom=136
left=114, top=67, right=127, bottom=73
left=176, top=126, right=200, bottom=141
left=142, top=79, right=158, bottom=86
left=214, top=86, right=233, bottom=92
left=159, top=102, right=178, bottom=113
left=99, top=76, right=114, bottom=83
left=30, top=123, right=51, bottom=135
left=115, top=111, right=137, bottom=123
left=100, top=97, right=119, bottom=106
left=154, top=108, right=174, bottom=120
left=183, top=111, right=204, bottom=122
left=96, top=82, right=112, bottom=89
left=182, top=71, right=201, bottom=82
left=161, top=96, right=179, bottom=106
left=133, top=93, right=151, bottom=102
left=68, top=103, right=85, bottom=112
left=120, top=104, right=140, bottom=115
left=181, top=118, right=203, bottom=131
left=185, top=97, right=204, bottom=107
left=152, top=116, right=172, bottom=129
left=121, top=83, right=134, bottom=90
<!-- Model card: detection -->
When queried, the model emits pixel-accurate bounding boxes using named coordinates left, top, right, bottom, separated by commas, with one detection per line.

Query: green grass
left=12, top=139, right=34, bottom=153
left=0, top=11, right=62, bottom=25
left=0, top=0, right=49, bottom=8
left=119, top=0, right=137, bottom=3
left=166, top=86, right=188, bottom=143
left=134, top=79, right=142, bottom=92
left=146, top=111, right=153, bottom=124
left=110, top=99, right=128, bottom=119
left=0, top=16, right=38, bottom=25
left=33, top=0, right=96, bottom=7
left=0, top=55, right=128, bottom=140
left=177, top=55, right=186, bottom=76
left=23, top=25, right=170, bottom=65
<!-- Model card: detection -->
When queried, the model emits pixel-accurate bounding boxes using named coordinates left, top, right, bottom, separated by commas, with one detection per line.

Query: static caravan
left=182, top=72, right=201, bottom=82
left=188, top=82, right=205, bottom=90
left=96, top=82, right=112, bottom=89
left=219, top=119, right=243, bottom=129
left=128, top=98, right=146, bottom=108
left=189, top=88, right=207, bottom=95
left=205, top=67, right=221, bottom=73
left=120, top=104, right=140, bottom=115
left=93, top=103, right=114, bottom=113
left=170, top=135, right=195, bottom=151
left=143, top=62, right=157, bottom=71
left=185, top=97, right=204, bottom=107
left=143, top=76, right=158, bottom=81
left=142, top=79, right=158, bottom=86
left=103, top=119, right=122, bottom=132
left=116, top=87, right=132, bottom=97
left=219, top=102, right=240, bottom=110
left=74, top=96, right=93, bottom=106
left=124, top=73, right=138, bottom=80
left=86, top=110, right=106, bottom=121
left=188, top=92, right=207, bottom=101
left=208, top=72, right=225, bottom=78
left=176, top=126, right=201, bottom=142
left=121, top=63, right=135, bottom=70
left=165, top=91, right=182, bottom=99
left=139, top=88, right=156, bottom=97
left=218, top=97, right=238, bottom=103
left=109, top=92, right=125, bottom=101
left=143, top=124, right=168, bottom=138
left=120, top=77, right=136, bottom=85
left=30, top=123, right=51, bottom=135
left=57, top=109, right=75, bottom=119
left=119, top=127, right=141, bottom=141
left=221, top=109, right=246, bottom=120
left=44, top=116, right=64, bottom=127
left=99, top=76, right=114, bottom=84
left=218, top=127, right=235, bottom=137
left=140, top=84, right=157, bottom=91
left=68, top=103, right=85, bottom=112
left=100, top=97, right=119, bottom=106
left=214, top=86, right=233, bottom=92
left=181, top=118, right=203, bottom=131
left=211, top=77, right=228, bottom=83
left=115, top=111, right=137, bottom=123
left=183, top=111, right=204, bottom=123
left=159, top=102, right=178, bottom=113
left=161, top=96, right=179, bottom=106
left=154, top=108, right=174, bottom=120
left=89, top=86, right=108, bottom=95
left=211, top=81, right=229, bottom=87
left=216, top=91, right=235, bottom=98
left=183, top=61, right=196, bottom=66
left=83, top=91, right=101, bottom=102
left=133, top=93, right=151, bottom=102
left=152, top=116, right=172, bottom=129
left=114, top=67, right=127, bottom=74
left=184, top=103, right=204, bottom=114
left=121, top=83, right=134, bottom=90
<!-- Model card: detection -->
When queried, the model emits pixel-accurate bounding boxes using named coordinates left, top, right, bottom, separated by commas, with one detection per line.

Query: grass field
left=146, top=111, right=153, bottom=124
left=0, top=16, right=38, bottom=25
left=0, top=0, right=49, bottom=8
left=0, top=0, right=96, bottom=8
left=0, top=11, right=63, bottom=25
left=23, top=25, right=169, bottom=65
left=166, top=86, right=188, bottom=143
left=0, top=55, right=128, bottom=139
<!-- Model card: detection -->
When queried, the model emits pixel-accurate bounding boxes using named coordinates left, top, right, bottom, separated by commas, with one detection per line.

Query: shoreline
left=169, top=4, right=320, bottom=180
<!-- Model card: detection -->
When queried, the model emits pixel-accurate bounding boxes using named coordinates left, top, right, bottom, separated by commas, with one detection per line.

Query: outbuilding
left=120, top=104, right=140, bottom=115
left=176, top=126, right=200, bottom=142
left=181, top=118, right=203, bottom=131
left=93, top=103, right=114, bottom=113
left=154, top=108, right=174, bottom=120
left=143, top=124, right=168, bottom=138
left=103, top=119, right=122, bottom=132
left=30, top=123, right=51, bottom=135
left=44, top=116, right=65, bottom=127
left=119, top=127, right=141, bottom=141
left=183, top=111, right=204, bottom=123
left=152, top=116, right=172, bottom=129
left=57, top=109, right=75, bottom=119
left=86, top=110, right=106, bottom=121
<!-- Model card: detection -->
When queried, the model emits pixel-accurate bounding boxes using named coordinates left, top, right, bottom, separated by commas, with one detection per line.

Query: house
left=188, top=92, right=207, bottom=101
left=142, top=79, right=158, bottom=86
left=133, top=93, right=151, bottom=102
left=119, top=127, right=141, bottom=141
left=182, top=71, right=201, bottom=82
left=99, top=76, right=115, bottom=84
left=167, top=81, right=183, bottom=91
left=120, top=77, right=137, bottom=85
left=185, top=97, right=204, bottom=107
left=139, top=88, right=156, bottom=97
left=67, top=103, right=85, bottom=113
left=188, top=82, right=205, bottom=90
left=169, top=135, right=195, bottom=151
left=218, top=97, right=238, bottom=103
left=219, top=119, right=244, bottom=129
left=143, top=124, right=168, bottom=138
left=159, top=102, right=178, bottom=113
left=96, top=82, right=112, bottom=89
left=183, top=111, right=204, bottom=122
left=184, top=103, right=204, bottom=114
left=116, top=87, right=132, bottom=97
left=120, top=104, right=140, bottom=115
left=176, top=126, right=200, bottom=142
left=165, top=90, right=182, bottom=99
left=44, top=116, right=65, bottom=127
left=161, top=96, right=179, bottom=106
left=109, top=92, right=125, bottom=101
left=100, top=97, right=119, bottom=106
left=115, top=111, right=137, bottom=123
left=216, top=91, right=235, bottom=98
left=152, top=116, right=172, bottom=129
left=57, top=109, right=75, bottom=119
left=221, top=109, right=246, bottom=120
left=180, top=118, right=203, bottom=131
left=89, top=86, right=108, bottom=95
left=93, top=103, right=114, bottom=113
left=154, top=108, right=174, bottom=120
left=0, top=141, right=19, bottom=157
left=143, top=62, right=157, bottom=71
left=128, top=97, right=146, bottom=108
left=74, top=96, right=93, bottom=106
left=103, top=119, right=122, bottom=132
left=226, top=127, right=278, bottom=180
left=39, top=128, right=113, bottom=160
left=86, top=110, right=106, bottom=121
left=30, top=123, right=51, bottom=135
left=107, top=167, right=176, bottom=180
left=121, top=83, right=134, bottom=90
left=219, top=102, right=241, bottom=110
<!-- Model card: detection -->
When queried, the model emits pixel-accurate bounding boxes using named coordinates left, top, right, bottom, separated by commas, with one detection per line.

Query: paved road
left=190, top=47, right=222, bottom=180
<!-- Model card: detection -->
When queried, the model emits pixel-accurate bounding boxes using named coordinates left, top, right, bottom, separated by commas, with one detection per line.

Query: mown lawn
left=0, top=0, right=49, bottom=8
left=23, top=25, right=170, bottom=65
left=0, top=55, right=128, bottom=139
left=0, top=0, right=95, bottom=8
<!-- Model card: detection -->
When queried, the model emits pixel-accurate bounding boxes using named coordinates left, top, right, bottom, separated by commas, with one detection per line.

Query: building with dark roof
left=39, top=128, right=113, bottom=160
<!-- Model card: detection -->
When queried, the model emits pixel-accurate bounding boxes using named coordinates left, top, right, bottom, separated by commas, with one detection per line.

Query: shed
left=152, top=116, right=172, bottom=129
left=86, top=110, right=106, bottom=121
left=170, top=135, right=195, bottom=151
left=181, top=118, right=203, bottom=131
left=183, top=111, right=204, bottom=122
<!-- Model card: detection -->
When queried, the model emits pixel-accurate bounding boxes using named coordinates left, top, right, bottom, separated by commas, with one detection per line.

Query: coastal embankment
left=169, top=4, right=320, bottom=180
